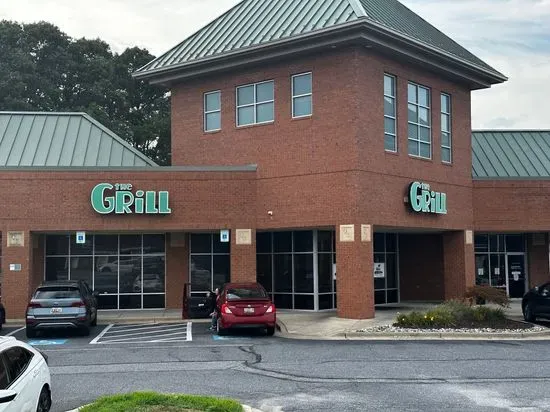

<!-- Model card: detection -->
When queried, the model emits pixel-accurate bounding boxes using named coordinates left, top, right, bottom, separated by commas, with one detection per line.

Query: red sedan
left=216, top=282, right=276, bottom=336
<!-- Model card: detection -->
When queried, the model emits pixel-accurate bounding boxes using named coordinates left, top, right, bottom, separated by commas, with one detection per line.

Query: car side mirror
left=0, top=390, right=17, bottom=404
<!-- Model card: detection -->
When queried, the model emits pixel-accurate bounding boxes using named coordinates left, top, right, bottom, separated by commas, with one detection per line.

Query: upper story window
left=407, top=82, right=431, bottom=159
left=204, top=91, right=221, bottom=132
left=292, top=72, right=312, bottom=118
left=236, top=80, right=274, bottom=127
left=441, top=93, right=452, bottom=163
left=384, top=74, right=397, bottom=152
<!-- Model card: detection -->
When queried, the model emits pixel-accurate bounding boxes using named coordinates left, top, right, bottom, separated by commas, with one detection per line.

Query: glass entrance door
left=506, top=254, right=526, bottom=298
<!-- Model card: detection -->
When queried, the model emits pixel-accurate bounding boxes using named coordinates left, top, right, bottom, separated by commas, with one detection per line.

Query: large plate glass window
left=408, top=82, right=431, bottom=159
left=441, top=93, right=452, bottom=163
left=45, top=234, right=166, bottom=309
left=384, top=74, right=397, bottom=152
left=374, top=233, right=399, bottom=304
left=236, top=80, right=274, bottom=126
left=189, top=233, right=230, bottom=296
left=204, top=91, right=221, bottom=132
left=292, top=72, right=312, bottom=118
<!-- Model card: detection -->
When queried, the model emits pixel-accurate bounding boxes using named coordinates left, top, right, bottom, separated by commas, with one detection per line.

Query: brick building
left=1, top=0, right=549, bottom=320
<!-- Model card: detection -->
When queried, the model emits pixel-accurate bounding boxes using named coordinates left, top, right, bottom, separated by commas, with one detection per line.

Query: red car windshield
left=226, top=287, right=268, bottom=300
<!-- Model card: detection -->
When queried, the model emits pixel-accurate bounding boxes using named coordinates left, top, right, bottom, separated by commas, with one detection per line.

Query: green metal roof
left=136, top=0, right=501, bottom=80
left=0, top=112, right=157, bottom=167
left=472, top=131, right=550, bottom=179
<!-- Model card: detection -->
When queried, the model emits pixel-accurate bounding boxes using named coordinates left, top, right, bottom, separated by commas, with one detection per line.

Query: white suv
left=0, top=336, right=51, bottom=412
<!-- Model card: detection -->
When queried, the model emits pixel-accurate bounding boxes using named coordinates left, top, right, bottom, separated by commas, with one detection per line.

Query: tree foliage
left=0, top=20, right=170, bottom=165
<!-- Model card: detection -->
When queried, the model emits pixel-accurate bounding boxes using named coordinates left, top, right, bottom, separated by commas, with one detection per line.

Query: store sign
left=91, top=183, right=171, bottom=215
left=76, top=232, right=86, bottom=244
left=408, top=182, right=447, bottom=215
left=220, top=230, right=229, bottom=243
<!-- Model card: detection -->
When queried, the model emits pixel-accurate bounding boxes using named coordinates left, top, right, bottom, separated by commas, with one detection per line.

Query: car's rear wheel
left=523, top=303, right=536, bottom=322
left=216, top=318, right=226, bottom=336
left=266, top=326, right=275, bottom=336
left=36, top=385, right=51, bottom=412
left=26, top=327, right=37, bottom=339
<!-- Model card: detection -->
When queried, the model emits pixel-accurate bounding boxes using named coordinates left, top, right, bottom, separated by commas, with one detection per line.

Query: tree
left=0, top=20, right=170, bottom=165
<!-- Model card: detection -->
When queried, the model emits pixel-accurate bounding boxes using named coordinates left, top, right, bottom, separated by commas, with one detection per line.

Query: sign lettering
left=91, top=183, right=171, bottom=215
left=408, top=182, right=447, bottom=215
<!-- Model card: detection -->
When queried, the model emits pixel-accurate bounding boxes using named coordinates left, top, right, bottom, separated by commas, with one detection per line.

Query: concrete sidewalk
left=275, top=300, right=550, bottom=340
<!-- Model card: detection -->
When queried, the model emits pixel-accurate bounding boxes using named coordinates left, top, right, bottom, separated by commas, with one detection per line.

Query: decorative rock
left=355, top=325, right=546, bottom=334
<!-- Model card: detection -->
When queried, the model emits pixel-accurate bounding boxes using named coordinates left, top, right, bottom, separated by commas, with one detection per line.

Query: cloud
left=0, top=0, right=548, bottom=129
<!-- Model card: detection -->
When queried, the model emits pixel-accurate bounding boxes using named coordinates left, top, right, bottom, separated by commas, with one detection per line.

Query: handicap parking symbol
left=28, top=339, right=67, bottom=346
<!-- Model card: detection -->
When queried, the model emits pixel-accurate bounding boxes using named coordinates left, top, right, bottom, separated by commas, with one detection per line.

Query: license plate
left=244, top=307, right=254, bottom=314
left=50, top=308, right=62, bottom=314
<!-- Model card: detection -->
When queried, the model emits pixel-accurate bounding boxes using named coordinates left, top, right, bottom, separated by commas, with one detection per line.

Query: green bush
left=464, top=285, right=510, bottom=307
left=79, top=392, right=243, bottom=412
left=394, top=301, right=508, bottom=329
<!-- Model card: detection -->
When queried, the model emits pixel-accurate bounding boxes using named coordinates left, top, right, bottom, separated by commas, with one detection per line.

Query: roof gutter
left=133, top=18, right=507, bottom=88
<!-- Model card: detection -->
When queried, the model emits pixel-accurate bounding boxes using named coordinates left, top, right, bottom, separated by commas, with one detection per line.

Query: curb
left=66, top=404, right=264, bottom=412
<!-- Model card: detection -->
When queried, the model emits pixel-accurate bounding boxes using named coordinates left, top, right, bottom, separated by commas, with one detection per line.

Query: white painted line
left=107, top=324, right=185, bottom=334
left=6, top=327, right=25, bottom=337
left=100, top=331, right=189, bottom=343
left=187, top=322, right=192, bottom=342
left=98, top=326, right=187, bottom=340
left=90, top=324, right=114, bottom=344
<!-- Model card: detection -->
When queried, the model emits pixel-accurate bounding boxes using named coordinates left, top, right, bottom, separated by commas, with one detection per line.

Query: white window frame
left=383, top=74, right=397, bottom=153
left=407, top=82, right=432, bottom=160
left=291, top=72, right=313, bottom=119
left=236, top=80, right=275, bottom=127
left=203, top=90, right=221, bottom=132
left=441, top=93, right=452, bottom=164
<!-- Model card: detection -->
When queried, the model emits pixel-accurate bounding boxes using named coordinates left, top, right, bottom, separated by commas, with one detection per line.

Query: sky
left=0, top=0, right=548, bottom=130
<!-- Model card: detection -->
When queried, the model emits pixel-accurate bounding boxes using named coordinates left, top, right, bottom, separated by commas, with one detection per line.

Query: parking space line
left=187, top=322, right=192, bottom=342
left=106, top=324, right=183, bottom=334
left=90, top=324, right=114, bottom=344
left=6, top=327, right=25, bottom=337
left=98, top=326, right=187, bottom=340
left=100, top=331, right=188, bottom=343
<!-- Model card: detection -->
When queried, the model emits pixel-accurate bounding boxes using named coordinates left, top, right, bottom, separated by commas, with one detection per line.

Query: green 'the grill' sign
left=91, top=183, right=171, bottom=215
left=408, top=182, right=447, bottom=215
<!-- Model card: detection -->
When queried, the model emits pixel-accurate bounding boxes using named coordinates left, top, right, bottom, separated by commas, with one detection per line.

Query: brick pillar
left=166, top=232, right=189, bottom=309
left=443, top=230, right=475, bottom=300
left=231, top=229, right=256, bottom=283
left=336, top=224, right=374, bottom=319
left=527, top=233, right=550, bottom=287
left=2, top=230, right=33, bottom=319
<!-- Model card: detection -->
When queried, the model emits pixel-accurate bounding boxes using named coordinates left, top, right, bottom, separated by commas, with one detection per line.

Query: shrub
left=394, top=301, right=508, bottom=329
left=464, top=285, right=510, bottom=307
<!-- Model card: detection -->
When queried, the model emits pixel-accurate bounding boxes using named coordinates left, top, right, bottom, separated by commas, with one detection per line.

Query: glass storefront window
left=294, top=254, right=314, bottom=293
left=274, top=254, right=292, bottom=293
left=257, top=254, right=272, bottom=292
left=274, top=232, right=292, bottom=253
left=474, top=235, right=488, bottom=252
left=374, top=233, right=399, bottom=305
left=189, top=233, right=230, bottom=294
left=257, top=232, right=272, bottom=254
left=506, top=234, right=525, bottom=252
left=293, top=231, right=313, bottom=252
left=190, top=255, right=211, bottom=292
left=46, top=234, right=166, bottom=309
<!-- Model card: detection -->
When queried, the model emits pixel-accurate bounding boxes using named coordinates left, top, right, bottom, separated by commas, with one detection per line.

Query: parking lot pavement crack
left=238, top=345, right=262, bottom=366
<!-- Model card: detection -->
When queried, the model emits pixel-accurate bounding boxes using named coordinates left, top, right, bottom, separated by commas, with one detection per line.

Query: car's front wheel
left=523, top=302, right=536, bottom=322
left=36, top=385, right=51, bottom=412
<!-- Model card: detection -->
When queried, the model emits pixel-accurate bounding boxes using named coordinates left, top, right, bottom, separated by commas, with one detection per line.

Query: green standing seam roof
left=472, top=131, right=550, bottom=179
left=0, top=112, right=157, bottom=167
left=136, top=0, right=502, bottom=77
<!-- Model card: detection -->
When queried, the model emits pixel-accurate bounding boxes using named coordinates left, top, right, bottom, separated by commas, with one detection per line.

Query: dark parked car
left=522, top=282, right=550, bottom=322
left=26, top=280, right=98, bottom=338
left=216, top=282, right=276, bottom=336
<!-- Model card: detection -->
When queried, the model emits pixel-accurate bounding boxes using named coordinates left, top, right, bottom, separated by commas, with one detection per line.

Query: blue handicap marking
left=28, top=339, right=67, bottom=346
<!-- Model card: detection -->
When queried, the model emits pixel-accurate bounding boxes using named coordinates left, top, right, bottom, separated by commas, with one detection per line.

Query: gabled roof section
left=134, top=0, right=506, bottom=87
left=0, top=112, right=157, bottom=167
left=472, top=131, right=550, bottom=179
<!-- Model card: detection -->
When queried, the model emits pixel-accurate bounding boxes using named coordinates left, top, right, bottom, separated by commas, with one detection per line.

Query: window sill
left=291, top=115, right=312, bottom=121
left=408, top=154, right=433, bottom=163
left=236, top=121, right=275, bottom=130
left=442, top=161, right=453, bottom=167
left=203, top=129, right=222, bottom=135
left=384, top=150, right=399, bottom=156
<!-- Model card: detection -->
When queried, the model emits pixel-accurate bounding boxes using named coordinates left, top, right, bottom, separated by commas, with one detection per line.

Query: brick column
left=336, top=224, right=374, bottom=319
left=231, top=229, right=256, bottom=283
left=527, top=233, right=550, bottom=287
left=166, top=232, right=189, bottom=309
left=2, top=230, right=33, bottom=319
left=443, top=230, right=475, bottom=300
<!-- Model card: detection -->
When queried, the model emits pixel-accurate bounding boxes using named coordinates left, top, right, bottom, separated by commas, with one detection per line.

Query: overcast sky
left=1, top=0, right=548, bottom=130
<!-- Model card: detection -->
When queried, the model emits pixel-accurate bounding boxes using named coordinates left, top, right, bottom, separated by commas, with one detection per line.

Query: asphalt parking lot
left=0, top=321, right=275, bottom=347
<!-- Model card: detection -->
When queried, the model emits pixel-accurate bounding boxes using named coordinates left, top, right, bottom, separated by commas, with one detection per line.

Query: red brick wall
left=474, top=181, right=550, bottom=231
left=231, top=229, right=257, bottom=283
left=443, top=231, right=475, bottom=299
left=527, top=233, right=550, bottom=287
left=399, top=234, right=445, bottom=301
left=166, top=233, right=189, bottom=310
